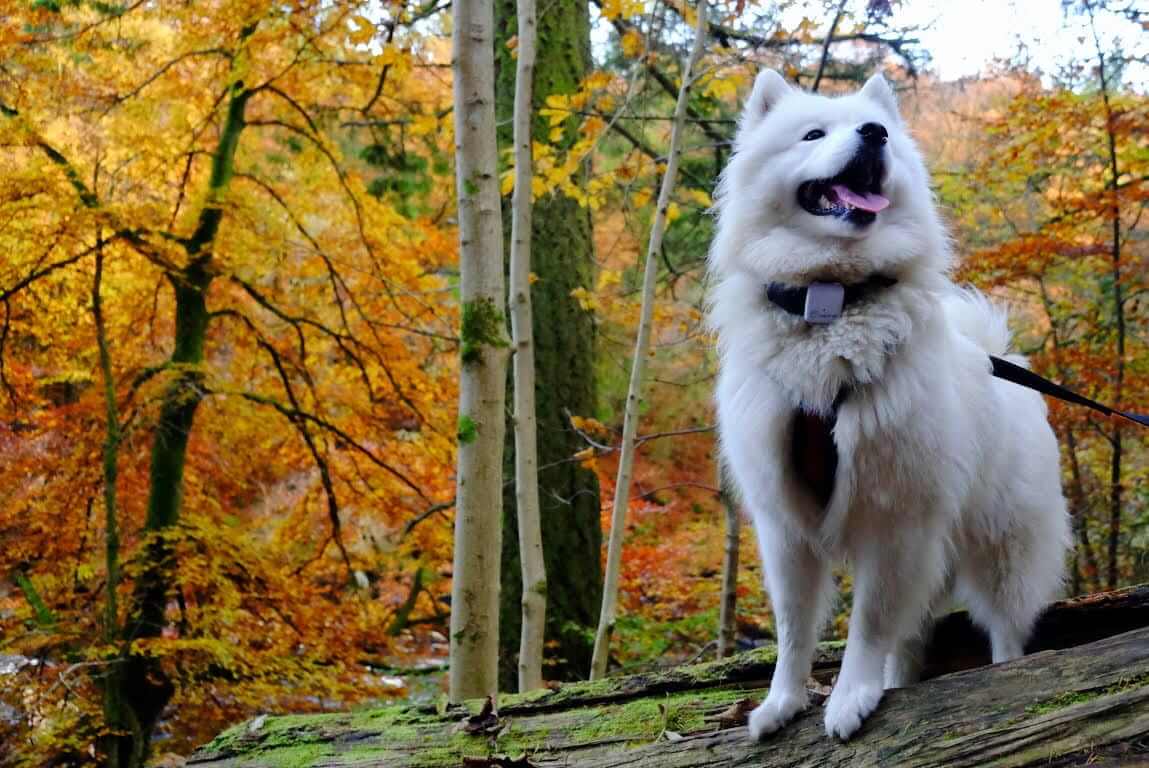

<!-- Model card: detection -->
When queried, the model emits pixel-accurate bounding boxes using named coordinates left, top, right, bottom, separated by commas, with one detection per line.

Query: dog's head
left=710, top=71, right=948, bottom=283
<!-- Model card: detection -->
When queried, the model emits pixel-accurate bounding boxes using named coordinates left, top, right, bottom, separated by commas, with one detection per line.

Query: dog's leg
left=885, top=577, right=952, bottom=688
left=825, top=529, right=946, bottom=740
left=748, top=522, right=832, bottom=740
left=964, top=568, right=1042, bottom=664
left=884, top=629, right=927, bottom=689
left=959, top=503, right=1067, bottom=665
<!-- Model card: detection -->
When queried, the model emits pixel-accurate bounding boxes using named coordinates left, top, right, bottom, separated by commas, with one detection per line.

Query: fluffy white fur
left=708, top=71, right=1070, bottom=742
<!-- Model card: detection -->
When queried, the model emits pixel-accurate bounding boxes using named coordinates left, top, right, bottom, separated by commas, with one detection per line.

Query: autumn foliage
left=0, top=0, right=1146, bottom=765
left=1, top=1, right=457, bottom=761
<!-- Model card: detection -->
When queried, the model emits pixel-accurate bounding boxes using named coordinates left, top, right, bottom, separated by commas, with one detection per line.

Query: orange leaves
left=570, top=414, right=612, bottom=441
left=0, top=0, right=458, bottom=761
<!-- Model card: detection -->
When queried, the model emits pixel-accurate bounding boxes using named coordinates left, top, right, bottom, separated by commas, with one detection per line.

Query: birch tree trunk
left=589, top=1, right=708, bottom=681
left=508, top=0, right=546, bottom=693
left=716, top=463, right=739, bottom=660
left=450, top=0, right=509, bottom=704
left=495, top=0, right=601, bottom=689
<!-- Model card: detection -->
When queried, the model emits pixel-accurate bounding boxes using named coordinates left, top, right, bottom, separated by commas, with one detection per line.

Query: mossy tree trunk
left=494, top=0, right=603, bottom=688
left=449, top=0, right=509, bottom=704
left=190, top=586, right=1149, bottom=768
left=115, top=75, right=253, bottom=768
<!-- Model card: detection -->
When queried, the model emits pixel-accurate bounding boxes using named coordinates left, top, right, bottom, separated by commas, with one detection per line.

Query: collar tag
left=804, top=282, right=845, bottom=324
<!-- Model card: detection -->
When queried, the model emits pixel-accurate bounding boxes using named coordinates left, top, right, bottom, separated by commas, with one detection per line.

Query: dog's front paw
left=748, top=689, right=808, bottom=741
left=823, top=682, right=883, bottom=741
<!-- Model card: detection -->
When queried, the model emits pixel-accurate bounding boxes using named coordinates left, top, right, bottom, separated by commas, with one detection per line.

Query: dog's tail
left=943, top=289, right=1017, bottom=360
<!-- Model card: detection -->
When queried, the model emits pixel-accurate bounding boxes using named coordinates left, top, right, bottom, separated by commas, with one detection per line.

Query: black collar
left=766, top=274, right=897, bottom=322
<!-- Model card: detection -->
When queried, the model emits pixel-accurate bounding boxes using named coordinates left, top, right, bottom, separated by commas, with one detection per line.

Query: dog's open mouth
left=797, top=157, right=889, bottom=226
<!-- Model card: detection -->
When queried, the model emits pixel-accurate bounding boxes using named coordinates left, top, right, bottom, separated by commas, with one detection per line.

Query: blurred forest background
left=1, top=0, right=1146, bottom=764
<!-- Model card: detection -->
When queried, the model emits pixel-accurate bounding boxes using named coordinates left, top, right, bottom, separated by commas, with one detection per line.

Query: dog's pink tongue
left=831, top=184, right=889, bottom=213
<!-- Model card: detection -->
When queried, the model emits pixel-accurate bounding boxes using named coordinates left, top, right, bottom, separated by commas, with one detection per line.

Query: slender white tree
left=508, top=0, right=546, bottom=693
left=449, top=0, right=509, bottom=703
left=590, top=0, right=709, bottom=681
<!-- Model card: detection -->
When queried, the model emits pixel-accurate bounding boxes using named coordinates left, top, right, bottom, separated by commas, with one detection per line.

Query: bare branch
left=811, top=1, right=849, bottom=93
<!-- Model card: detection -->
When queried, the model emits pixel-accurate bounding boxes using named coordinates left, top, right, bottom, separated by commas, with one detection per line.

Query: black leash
left=989, top=355, right=1149, bottom=428
left=764, top=278, right=1149, bottom=428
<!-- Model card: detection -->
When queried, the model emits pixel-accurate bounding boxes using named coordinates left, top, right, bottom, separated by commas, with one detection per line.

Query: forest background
left=0, top=0, right=1146, bottom=765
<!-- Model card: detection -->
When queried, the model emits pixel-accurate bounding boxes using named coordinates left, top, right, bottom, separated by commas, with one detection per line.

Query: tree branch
left=811, top=1, right=848, bottom=93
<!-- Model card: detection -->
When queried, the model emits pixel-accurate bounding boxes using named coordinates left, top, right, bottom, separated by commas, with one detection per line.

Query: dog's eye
left=802, top=129, right=826, bottom=141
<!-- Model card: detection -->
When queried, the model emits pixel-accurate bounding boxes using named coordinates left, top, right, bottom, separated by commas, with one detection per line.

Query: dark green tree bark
left=494, top=0, right=603, bottom=688
left=113, top=78, right=252, bottom=768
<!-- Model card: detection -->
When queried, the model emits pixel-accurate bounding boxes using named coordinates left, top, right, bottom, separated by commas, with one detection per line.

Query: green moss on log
left=1026, top=670, right=1149, bottom=715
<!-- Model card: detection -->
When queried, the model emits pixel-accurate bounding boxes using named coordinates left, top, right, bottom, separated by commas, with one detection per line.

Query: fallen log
left=189, top=586, right=1149, bottom=767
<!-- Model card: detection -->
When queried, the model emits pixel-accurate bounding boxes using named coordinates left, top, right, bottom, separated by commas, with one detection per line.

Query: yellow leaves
left=683, top=188, right=712, bottom=209
left=584, top=71, right=613, bottom=92
left=349, top=15, right=376, bottom=44
left=702, top=74, right=739, bottom=101
left=1, top=3, right=468, bottom=763
left=541, top=95, right=573, bottom=128
left=528, top=272, right=540, bottom=285
left=627, top=186, right=651, bottom=210
left=410, top=113, right=440, bottom=137
left=665, top=201, right=681, bottom=223
left=621, top=29, right=644, bottom=58
left=600, top=0, right=646, bottom=20
left=597, top=269, right=622, bottom=291
left=570, top=286, right=601, bottom=311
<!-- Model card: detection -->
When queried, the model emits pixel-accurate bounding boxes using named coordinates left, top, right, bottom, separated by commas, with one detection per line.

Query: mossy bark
left=494, top=0, right=602, bottom=689
left=189, top=586, right=1149, bottom=768
left=449, top=0, right=508, bottom=704
left=114, top=81, right=252, bottom=768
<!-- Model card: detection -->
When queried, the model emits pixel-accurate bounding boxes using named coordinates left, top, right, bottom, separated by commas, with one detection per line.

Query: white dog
left=708, top=70, right=1069, bottom=742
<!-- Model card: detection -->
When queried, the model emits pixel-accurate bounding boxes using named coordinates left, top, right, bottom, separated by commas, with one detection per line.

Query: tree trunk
left=507, top=0, right=546, bottom=694
left=449, top=0, right=509, bottom=704
left=93, top=242, right=124, bottom=768
left=590, top=1, right=708, bottom=681
left=1036, top=278, right=1101, bottom=594
left=191, top=585, right=1149, bottom=768
left=1065, top=427, right=1101, bottom=592
left=115, top=78, right=251, bottom=768
left=716, top=463, right=739, bottom=659
left=1088, top=11, right=1125, bottom=591
left=494, top=0, right=602, bottom=688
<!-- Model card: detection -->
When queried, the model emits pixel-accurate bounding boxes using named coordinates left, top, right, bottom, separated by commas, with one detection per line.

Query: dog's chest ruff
left=766, top=277, right=896, bottom=509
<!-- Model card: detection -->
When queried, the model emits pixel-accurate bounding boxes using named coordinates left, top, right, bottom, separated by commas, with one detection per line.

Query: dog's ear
left=741, top=69, right=792, bottom=131
left=860, top=73, right=899, bottom=118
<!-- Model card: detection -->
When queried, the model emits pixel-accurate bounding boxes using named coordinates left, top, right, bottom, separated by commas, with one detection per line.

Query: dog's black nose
left=858, top=122, right=888, bottom=146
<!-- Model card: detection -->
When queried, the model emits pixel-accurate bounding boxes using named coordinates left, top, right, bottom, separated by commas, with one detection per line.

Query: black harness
left=766, top=277, right=1148, bottom=506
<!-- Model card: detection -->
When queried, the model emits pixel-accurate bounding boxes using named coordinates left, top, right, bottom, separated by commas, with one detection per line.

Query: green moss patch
left=1026, top=671, right=1149, bottom=716
left=460, top=297, right=508, bottom=364
left=568, top=688, right=747, bottom=746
